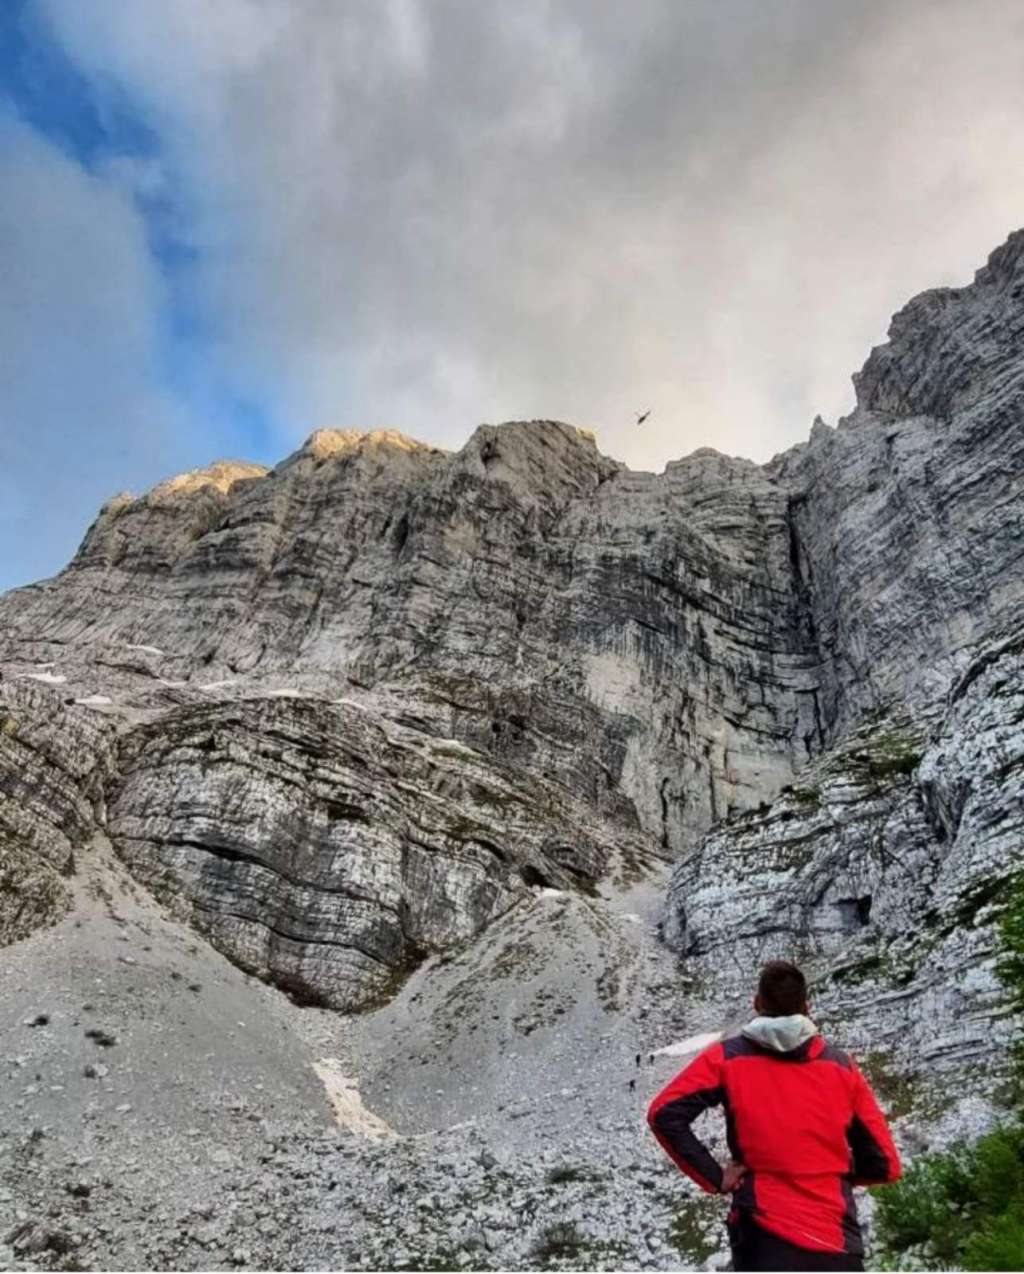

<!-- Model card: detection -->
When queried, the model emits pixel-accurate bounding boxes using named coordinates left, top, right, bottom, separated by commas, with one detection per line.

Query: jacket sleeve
left=846, top=1061, right=902, bottom=1185
left=647, top=1043, right=726, bottom=1194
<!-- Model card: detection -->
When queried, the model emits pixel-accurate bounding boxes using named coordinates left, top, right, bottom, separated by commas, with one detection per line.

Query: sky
left=3, top=0, right=1024, bottom=589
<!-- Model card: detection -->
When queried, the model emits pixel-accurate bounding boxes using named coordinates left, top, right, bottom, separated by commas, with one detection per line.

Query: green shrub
left=998, top=873, right=1024, bottom=1013
left=874, top=1145, right=972, bottom=1262
left=962, top=1205, right=1024, bottom=1271
left=874, top=1126, right=1024, bottom=1268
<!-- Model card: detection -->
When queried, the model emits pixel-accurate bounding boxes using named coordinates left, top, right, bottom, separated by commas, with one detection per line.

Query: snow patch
left=76, top=695, right=113, bottom=707
left=24, top=672, right=66, bottom=685
left=312, top=1059, right=396, bottom=1141
left=125, top=644, right=164, bottom=656
left=653, top=1031, right=722, bottom=1058
left=158, top=679, right=187, bottom=688
left=539, top=888, right=568, bottom=899
left=199, top=680, right=237, bottom=692
left=620, top=912, right=643, bottom=924
left=266, top=688, right=309, bottom=698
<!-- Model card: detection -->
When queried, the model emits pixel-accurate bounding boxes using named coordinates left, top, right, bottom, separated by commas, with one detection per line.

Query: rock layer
left=107, top=694, right=655, bottom=1009
left=0, top=421, right=825, bottom=851
left=666, top=628, right=1023, bottom=1093
left=1, top=230, right=1023, bottom=1052
left=0, top=679, right=117, bottom=944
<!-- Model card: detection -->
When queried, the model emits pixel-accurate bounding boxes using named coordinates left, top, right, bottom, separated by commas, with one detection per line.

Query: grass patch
left=864, top=750, right=922, bottom=780
left=859, top=1051, right=921, bottom=1119
left=846, top=731, right=923, bottom=782
left=531, top=1221, right=585, bottom=1265
left=790, top=785, right=821, bottom=807
left=667, top=1198, right=719, bottom=1265
left=829, top=952, right=883, bottom=985
left=821, top=720, right=924, bottom=787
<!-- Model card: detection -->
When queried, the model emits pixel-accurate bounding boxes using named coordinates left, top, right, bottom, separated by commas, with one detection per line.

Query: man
left=647, top=961, right=900, bottom=1271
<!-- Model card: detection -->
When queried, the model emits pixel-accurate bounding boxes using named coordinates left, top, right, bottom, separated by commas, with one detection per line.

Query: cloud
left=9, top=0, right=1024, bottom=586
left=0, top=110, right=208, bottom=587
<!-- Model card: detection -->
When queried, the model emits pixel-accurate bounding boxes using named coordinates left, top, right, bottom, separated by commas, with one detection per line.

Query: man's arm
left=647, top=1043, right=727, bottom=1194
left=846, top=1062, right=902, bottom=1185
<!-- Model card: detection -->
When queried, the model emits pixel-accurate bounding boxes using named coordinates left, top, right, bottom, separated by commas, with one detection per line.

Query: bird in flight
left=636, top=408, right=652, bottom=426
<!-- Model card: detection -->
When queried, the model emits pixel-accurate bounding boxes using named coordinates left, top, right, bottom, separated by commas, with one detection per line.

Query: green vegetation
left=873, top=872, right=1024, bottom=1270
left=829, top=952, right=884, bottom=986
left=531, top=1221, right=585, bottom=1265
left=997, top=873, right=1024, bottom=1043
left=859, top=1051, right=921, bottom=1120
left=874, top=1125, right=1024, bottom=1270
left=667, top=1199, right=719, bottom=1265
left=790, top=785, right=822, bottom=807
left=829, top=724, right=924, bottom=784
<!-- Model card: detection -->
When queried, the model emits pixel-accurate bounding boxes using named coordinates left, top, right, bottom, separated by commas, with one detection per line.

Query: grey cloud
left=17, top=0, right=1024, bottom=587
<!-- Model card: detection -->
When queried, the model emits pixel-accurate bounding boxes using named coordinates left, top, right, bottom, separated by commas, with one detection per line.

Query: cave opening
left=837, top=895, right=873, bottom=929
left=520, top=863, right=553, bottom=889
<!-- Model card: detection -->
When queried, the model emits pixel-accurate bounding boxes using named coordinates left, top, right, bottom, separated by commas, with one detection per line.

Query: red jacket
left=647, top=1032, right=901, bottom=1255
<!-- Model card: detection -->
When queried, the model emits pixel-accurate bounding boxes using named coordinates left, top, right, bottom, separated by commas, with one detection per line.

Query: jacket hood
left=741, top=1014, right=818, bottom=1053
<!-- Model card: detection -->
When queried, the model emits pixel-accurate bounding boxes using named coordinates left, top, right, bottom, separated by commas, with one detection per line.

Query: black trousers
left=728, top=1213, right=864, bottom=1272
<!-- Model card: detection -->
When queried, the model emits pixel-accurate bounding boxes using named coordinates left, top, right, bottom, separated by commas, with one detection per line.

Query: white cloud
left=9, top=0, right=1024, bottom=589
left=0, top=111, right=206, bottom=587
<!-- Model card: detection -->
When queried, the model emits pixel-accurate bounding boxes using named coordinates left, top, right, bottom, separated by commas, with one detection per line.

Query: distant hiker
left=648, top=1052, right=654, bottom=1065
left=647, top=961, right=900, bottom=1272
left=635, top=1052, right=641, bottom=1067
left=628, top=1078, right=636, bottom=1092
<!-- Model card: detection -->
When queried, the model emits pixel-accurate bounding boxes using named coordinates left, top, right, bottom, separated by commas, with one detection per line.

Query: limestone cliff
left=1, top=231, right=1022, bottom=1065
left=662, top=232, right=1024, bottom=1108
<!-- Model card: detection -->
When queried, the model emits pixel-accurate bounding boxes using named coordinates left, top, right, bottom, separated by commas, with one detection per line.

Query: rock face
left=0, top=231, right=1022, bottom=1073
left=661, top=232, right=1024, bottom=1103
left=0, top=680, right=117, bottom=944
left=774, top=230, right=1024, bottom=735
left=107, top=695, right=652, bottom=1009
left=1, top=422, right=823, bottom=848
left=667, top=630, right=1023, bottom=1094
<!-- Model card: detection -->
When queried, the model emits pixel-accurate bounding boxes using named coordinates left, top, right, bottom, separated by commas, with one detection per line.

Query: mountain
left=1, top=231, right=1022, bottom=1270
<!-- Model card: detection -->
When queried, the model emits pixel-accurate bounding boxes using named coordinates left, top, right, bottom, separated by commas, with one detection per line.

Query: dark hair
left=757, top=961, right=807, bottom=1016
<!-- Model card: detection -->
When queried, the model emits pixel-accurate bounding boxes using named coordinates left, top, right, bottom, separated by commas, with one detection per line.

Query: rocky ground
left=0, top=834, right=727, bottom=1272
left=2, top=828, right=972, bottom=1273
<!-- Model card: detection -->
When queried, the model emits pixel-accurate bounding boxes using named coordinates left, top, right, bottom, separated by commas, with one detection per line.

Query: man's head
left=754, top=960, right=809, bottom=1018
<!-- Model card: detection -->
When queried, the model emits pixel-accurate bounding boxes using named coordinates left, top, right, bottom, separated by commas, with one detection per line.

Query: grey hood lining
left=741, top=1014, right=819, bottom=1053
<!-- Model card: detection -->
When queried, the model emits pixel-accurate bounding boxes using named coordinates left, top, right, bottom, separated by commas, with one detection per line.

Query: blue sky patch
left=0, top=0, right=284, bottom=472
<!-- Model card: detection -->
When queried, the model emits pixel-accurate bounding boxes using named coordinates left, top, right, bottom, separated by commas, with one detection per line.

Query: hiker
left=635, top=1052, right=641, bottom=1067
left=628, top=1078, right=636, bottom=1092
left=647, top=960, right=900, bottom=1272
left=648, top=1053, right=654, bottom=1064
